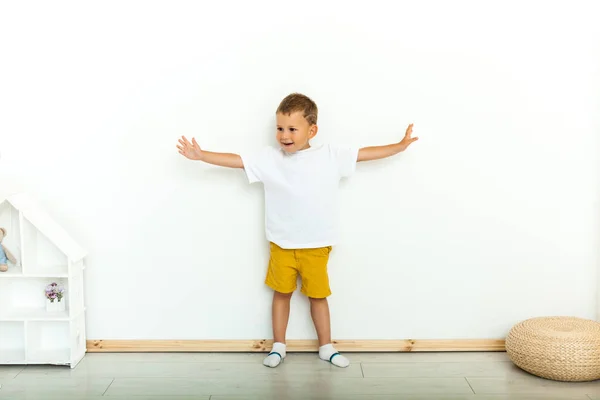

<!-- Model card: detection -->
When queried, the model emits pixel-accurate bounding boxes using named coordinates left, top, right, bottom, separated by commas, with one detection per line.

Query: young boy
left=177, top=93, right=417, bottom=368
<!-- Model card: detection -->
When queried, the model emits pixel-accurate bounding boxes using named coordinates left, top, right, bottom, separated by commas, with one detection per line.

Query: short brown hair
left=276, top=93, right=318, bottom=125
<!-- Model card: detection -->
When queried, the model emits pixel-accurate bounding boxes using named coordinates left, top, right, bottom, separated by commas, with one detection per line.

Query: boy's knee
left=274, top=291, right=293, bottom=299
left=0, top=264, right=7, bottom=272
left=308, top=296, right=328, bottom=303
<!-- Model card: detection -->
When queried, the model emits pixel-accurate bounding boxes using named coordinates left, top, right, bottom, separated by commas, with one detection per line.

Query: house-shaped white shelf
left=0, top=193, right=87, bottom=368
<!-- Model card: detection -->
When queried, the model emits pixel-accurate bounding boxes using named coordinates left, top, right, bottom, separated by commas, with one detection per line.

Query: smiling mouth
left=281, top=142, right=294, bottom=147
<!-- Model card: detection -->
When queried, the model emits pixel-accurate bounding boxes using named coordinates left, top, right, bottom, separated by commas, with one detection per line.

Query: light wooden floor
left=1, top=351, right=599, bottom=399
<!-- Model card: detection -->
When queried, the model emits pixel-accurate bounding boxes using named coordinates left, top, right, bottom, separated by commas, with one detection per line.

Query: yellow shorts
left=265, top=242, right=332, bottom=298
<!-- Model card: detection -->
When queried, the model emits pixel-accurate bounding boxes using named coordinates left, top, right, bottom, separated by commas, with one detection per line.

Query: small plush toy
left=0, top=227, right=17, bottom=272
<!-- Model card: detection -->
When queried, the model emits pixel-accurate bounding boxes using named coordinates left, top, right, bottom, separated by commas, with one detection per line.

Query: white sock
left=319, top=343, right=350, bottom=368
left=263, top=342, right=286, bottom=368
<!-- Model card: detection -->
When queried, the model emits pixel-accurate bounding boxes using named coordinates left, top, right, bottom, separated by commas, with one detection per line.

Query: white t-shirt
left=241, top=143, right=359, bottom=249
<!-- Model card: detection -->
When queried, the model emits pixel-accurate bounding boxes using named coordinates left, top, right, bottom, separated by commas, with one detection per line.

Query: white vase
left=46, top=298, right=65, bottom=312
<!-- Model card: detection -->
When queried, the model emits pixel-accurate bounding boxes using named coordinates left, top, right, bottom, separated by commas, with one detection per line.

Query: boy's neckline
left=282, top=143, right=323, bottom=156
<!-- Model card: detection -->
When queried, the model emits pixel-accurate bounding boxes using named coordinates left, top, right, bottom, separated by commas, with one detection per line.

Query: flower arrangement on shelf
left=45, top=282, right=65, bottom=312
left=45, top=282, right=65, bottom=302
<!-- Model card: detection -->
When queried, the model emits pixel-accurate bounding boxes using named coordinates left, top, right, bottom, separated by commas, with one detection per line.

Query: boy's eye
left=277, top=127, right=283, bottom=131
left=290, top=128, right=296, bottom=132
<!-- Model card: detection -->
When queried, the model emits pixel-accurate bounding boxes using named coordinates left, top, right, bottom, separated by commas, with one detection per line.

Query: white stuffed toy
left=0, top=227, right=17, bottom=272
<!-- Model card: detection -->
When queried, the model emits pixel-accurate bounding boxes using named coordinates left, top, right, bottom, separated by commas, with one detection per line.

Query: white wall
left=1, top=0, right=599, bottom=341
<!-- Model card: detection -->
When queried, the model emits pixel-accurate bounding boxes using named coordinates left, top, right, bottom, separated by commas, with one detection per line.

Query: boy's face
left=276, top=111, right=317, bottom=153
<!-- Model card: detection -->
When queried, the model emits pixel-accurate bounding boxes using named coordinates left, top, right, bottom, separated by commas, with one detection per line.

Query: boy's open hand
left=177, top=136, right=203, bottom=160
left=357, top=123, right=419, bottom=162
left=398, top=123, right=418, bottom=151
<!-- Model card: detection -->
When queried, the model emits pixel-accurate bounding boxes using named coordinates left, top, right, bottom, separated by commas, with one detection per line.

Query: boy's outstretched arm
left=357, top=123, right=418, bottom=162
left=177, top=136, right=243, bottom=168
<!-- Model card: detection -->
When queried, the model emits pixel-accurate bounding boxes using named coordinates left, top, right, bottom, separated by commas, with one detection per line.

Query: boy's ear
left=309, top=124, right=318, bottom=139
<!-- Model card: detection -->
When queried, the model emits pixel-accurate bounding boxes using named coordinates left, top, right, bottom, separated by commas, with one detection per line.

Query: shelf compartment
left=21, top=216, right=68, bottom=276
left=0, top=264, right=23, bottom=277
left=0, top=200, right=22, bottom=271
left=27, top=321, right=71, bottom=365
left=0, top=278, right=69, bottom=321
left=0, top=321, right=26, bottom=363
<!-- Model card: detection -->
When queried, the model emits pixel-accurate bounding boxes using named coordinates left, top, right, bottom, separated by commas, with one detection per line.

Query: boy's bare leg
left=310, top=297, right=350, bottom=368
left=263, top=291, right=292, bottom=368
left=309, top=297, right=331, bottom=346
left=273, top=291, right=292, bottom=342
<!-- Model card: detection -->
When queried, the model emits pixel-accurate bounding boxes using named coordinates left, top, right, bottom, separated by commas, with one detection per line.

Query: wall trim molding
left=87, top=339, right=506, bottom=352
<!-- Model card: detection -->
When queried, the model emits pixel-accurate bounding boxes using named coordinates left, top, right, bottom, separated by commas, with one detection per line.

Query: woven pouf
left=505, top=316, right=600, bottom=381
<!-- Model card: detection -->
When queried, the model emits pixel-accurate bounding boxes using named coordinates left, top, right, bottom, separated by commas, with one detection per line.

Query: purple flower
left=45, top=282, right=65, bottom=301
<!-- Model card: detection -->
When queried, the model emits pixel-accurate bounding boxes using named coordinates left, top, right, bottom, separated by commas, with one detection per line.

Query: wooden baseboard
left=87, top=339, right=505, bottom=353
